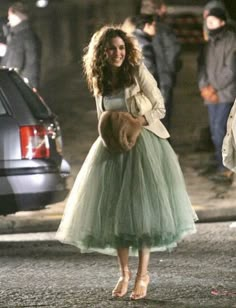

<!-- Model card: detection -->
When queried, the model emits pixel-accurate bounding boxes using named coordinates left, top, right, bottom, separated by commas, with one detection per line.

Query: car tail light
left=20, top=125, right=50, bottom=159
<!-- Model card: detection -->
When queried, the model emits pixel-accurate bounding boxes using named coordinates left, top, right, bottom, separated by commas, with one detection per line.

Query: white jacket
left=222, top=99, right=236, bottom=172
left=94, top=63, right=170, bottom=139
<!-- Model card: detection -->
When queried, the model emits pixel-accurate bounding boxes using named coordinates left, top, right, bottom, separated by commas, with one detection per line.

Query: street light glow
left=36, top=0, right=48, bottom=8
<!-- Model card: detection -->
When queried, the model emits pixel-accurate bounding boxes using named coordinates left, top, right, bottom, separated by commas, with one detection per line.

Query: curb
left=0, top=216, right=61, bottom=234
left=0, top=202, right=65, bottom=235
left=196, top=208, right=236, bottom=222
left=0, top=206, right=236, bottom=235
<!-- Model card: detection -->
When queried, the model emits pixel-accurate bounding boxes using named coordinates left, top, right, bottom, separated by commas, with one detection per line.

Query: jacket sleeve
left=215, top=37, right=236, bottom=90
left=136, top=63, right=166, bottom=124
left=197, top=44, right=209, bottom=89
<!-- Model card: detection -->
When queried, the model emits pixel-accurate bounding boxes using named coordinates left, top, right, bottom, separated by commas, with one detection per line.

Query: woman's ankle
left=120, top=269, right=131, bottom=279
left=120, top=267, right=130, bottom=275
left=136, top=270, right=149, bottom=279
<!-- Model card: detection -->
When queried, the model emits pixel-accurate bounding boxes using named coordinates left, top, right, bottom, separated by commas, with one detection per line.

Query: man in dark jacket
left=140, top=0, right=182, bottom=130
left=202, top=0, right=234, bottom=41
left=132, top=14, right=159, bottom=84
left=1, top=2, right=41, bottom=88
left=198, top=7, right=236, bottom=182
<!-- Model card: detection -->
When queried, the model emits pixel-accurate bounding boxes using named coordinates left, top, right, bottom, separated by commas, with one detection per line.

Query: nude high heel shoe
left=112, top=270, right=131, bottom=298
left=130, top=272, right=150, bottom=300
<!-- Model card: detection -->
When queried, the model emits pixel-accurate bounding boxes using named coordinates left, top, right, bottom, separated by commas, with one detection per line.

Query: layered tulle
left=56, top=129, right=197, bottom=256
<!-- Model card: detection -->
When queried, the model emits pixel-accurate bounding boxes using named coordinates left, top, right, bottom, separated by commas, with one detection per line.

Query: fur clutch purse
left=98, top=111, right=142, bottom=153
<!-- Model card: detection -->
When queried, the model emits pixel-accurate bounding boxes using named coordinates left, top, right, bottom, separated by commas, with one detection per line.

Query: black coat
left=152, top=22, right=181, bottom=93
left=0, top=16, right=8, bottom=44
left=1, top=20, right=41, bottom=88
left=133, top=29, right=159, bottom=84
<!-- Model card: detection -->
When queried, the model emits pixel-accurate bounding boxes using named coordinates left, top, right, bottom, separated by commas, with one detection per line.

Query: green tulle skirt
left=56, top=129, right=198, bottom=256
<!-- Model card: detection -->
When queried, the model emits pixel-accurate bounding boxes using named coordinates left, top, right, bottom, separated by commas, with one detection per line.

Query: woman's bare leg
left=112, top=248, right=131, bottom=297
left=130, top=248, right=150, bottom=300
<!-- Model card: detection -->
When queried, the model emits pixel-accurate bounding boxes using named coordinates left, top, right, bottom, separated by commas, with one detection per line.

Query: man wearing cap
left=1, top=2, right=41, bottom=88
left=202, top=0, right=228, bottom=41
left=198, top=7, right=236, bottom=183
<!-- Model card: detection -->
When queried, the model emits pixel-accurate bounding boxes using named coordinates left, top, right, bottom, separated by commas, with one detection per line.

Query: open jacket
left=94, top=62, right=170, bottom=139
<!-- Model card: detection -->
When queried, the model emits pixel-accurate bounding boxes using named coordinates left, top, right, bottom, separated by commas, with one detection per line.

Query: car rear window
left=10, top=71, right=53, bottom=119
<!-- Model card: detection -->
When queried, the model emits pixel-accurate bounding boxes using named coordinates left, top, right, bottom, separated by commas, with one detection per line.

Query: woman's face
left=105, top=36, right=126, bottom=69
left=206, top=16, right=225, bottom=30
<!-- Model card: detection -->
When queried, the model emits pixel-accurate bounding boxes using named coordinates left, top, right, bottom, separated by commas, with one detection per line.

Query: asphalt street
left=0, top=222, right=235, bottom=308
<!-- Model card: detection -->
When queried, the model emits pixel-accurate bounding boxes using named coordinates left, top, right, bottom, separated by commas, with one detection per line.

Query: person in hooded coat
left=198, top=7, right=236, bottom=183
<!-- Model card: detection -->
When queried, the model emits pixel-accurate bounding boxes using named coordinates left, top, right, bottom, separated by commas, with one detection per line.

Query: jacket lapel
left=95, top=95, right=103, bottom=119
left=124, top=80, right=140, bottom=99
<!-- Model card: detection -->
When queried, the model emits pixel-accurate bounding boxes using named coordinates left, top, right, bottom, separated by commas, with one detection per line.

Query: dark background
left=0, top=0, right=235, bottom=85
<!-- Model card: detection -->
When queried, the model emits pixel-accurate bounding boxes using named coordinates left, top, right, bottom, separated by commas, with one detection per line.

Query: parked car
left=0, top=68, right=70, bottom=215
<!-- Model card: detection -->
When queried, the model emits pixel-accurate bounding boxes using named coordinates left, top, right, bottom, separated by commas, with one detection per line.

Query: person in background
left=202, top=0, right=230, bottom=41
left=132, top=14, right=159, bottom=84
left=198, top=7, right=236, bottom=183
left=56, top=26, right=197, bottom=300
left=1, top=2, right=41, bottom=88
left=140, top=0, right=182, bottom=131
left=195, top=1, right=229, bottom=157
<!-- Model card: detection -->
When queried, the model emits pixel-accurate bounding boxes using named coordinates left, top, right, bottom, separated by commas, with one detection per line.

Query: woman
left=56, top=26, right=197, bottom=300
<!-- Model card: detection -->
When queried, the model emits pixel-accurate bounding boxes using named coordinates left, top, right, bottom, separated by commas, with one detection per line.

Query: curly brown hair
left=83, top=25, right=142, bottom=96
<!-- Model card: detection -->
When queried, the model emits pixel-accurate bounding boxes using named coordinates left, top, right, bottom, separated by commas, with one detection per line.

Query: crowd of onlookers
left=0, top=0, right=236, bottom=184
left=122, top=0, right=236, bottom=184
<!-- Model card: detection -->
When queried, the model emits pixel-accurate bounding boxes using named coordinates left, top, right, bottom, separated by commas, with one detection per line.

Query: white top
left=103, top=90, right=127, bottom=112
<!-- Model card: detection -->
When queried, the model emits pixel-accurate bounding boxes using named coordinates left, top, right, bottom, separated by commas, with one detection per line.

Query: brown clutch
left=98, top=111, right=142, bottom=153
